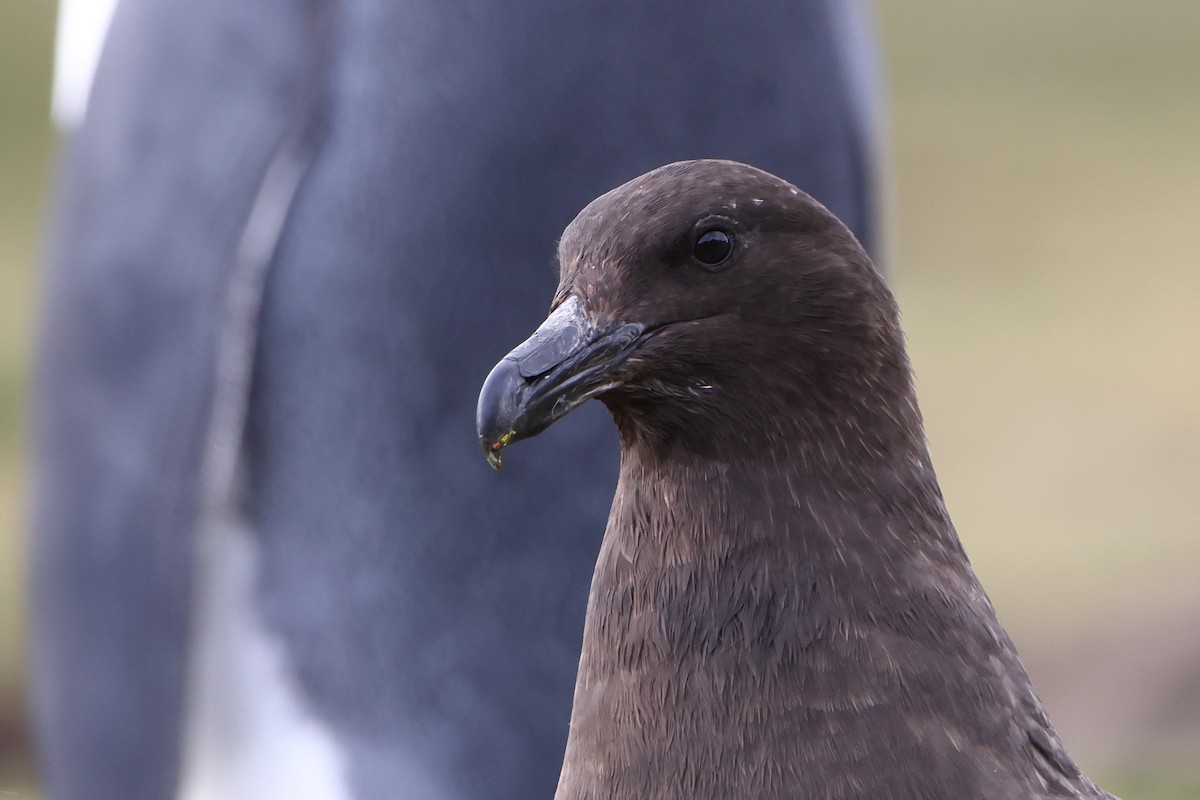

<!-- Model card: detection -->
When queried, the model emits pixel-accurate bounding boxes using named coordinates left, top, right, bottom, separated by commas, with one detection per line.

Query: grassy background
left=882, top=3, right=1200, bottom=796
left=1, top=1, right=1197, bottom=797
left=0, top=0, right=56, bottom=793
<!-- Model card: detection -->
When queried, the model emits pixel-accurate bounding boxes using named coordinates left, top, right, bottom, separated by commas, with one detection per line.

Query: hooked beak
left=476, top=297, right=648, bottom=469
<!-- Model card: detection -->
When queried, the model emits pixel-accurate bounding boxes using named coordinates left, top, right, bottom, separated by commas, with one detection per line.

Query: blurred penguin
left=32, top=1, right=885, bottom=798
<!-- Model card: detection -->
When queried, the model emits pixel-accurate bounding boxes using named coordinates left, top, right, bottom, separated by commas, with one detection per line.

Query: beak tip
left=478, top=357, right=523, bottom=471
left=480, top=431, right=513, bottom=471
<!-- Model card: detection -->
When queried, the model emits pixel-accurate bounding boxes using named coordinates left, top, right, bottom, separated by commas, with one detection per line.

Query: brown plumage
left=477, top=160, right=1116, bottom=800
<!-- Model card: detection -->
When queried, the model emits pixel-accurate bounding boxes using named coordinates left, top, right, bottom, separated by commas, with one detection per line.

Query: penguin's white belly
left=179, top=516, right=352, bottom=800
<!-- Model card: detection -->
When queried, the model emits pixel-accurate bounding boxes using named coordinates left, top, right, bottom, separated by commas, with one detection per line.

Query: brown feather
left=506, top=160, right=1117, bottom=800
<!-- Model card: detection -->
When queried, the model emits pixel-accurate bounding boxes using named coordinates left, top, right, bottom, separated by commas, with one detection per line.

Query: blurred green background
left=2, top=0, right=56, bottom=794
left=1, top=1, right=1197, bottom=797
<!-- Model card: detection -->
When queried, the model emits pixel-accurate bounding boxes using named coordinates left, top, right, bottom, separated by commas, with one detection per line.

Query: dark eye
left=693, top=228, right=734, bottom=268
